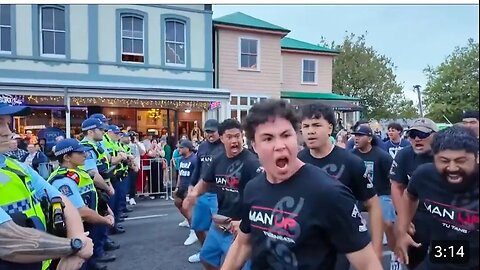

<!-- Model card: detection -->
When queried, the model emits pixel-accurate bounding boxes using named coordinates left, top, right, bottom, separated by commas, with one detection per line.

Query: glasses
left=408, top=130, right=433, bottom=140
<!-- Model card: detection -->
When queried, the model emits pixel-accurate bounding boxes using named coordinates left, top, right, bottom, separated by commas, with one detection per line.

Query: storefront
left=281, top=91, right=363, bottom=132
left=1, top=81, right=230, bottom=143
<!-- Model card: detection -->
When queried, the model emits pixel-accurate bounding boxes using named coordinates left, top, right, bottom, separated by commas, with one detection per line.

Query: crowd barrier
left=40, top=158, right=175, bottom=200
left=136, top=158, right=173, bottom=200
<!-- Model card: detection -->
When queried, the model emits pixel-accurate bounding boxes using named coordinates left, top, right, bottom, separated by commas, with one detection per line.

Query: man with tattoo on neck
left=0, top=102, right=93, bottom=270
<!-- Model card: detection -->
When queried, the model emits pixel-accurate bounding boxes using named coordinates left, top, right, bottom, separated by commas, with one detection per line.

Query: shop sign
left=0, top=94, right=24, bottom=105
left=209, top=101, right=221, bottom=110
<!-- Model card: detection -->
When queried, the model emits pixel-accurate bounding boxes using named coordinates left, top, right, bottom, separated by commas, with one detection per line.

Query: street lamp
left=413, top=85, right=424, bottom=117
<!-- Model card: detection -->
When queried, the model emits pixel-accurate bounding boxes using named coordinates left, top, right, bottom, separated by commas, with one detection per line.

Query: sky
left=212, top=4, right=479, bottom=102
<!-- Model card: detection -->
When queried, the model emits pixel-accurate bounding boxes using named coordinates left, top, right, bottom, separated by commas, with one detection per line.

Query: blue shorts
left=200, top=224, right=251, bottom=269
left=379, top=195, right=396, bottom=222
left=191, top=192, right=218, bottom=231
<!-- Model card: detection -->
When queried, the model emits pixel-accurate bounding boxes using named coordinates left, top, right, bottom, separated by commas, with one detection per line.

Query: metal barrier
left=136, top=158, right=173, bottom=200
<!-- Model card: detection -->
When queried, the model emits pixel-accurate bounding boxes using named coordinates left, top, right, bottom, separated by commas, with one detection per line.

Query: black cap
left=179, top=140, right=194, bottom=150
left=463, top=111, right=479, bottom=120
left=352, top=126, right=373, bottom=136
left=204, top=119, right=219, bottom=132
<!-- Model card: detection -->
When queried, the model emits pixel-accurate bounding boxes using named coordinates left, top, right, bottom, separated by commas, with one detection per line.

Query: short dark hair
left=387, top=122, right=403, bottom=132
left=243, top=99, right=300, bottom=142
left=300, top=102, right=336, bottom=130
left=219, top=118, right=242, bottom=136
left=432, top=125, right=478, bottom=156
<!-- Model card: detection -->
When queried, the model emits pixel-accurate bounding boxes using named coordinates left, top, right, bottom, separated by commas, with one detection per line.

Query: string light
left=25, top=96, right=213, bottom=110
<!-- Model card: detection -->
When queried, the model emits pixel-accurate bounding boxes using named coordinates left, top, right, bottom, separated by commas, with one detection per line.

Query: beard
left=440, top=168, right=479, bottom=193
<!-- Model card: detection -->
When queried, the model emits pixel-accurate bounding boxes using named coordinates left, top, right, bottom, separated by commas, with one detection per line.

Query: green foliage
left=423, top=39, right=479, bottom=123
left=320, top=32, right=419, bottom=120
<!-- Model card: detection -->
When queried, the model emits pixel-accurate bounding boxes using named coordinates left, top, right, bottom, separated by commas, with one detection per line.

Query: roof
left=213, top=12, right=290, bottom=33
left=281, top=37, right=339, bottom=54
left=281, top=91, right=359, bottom=101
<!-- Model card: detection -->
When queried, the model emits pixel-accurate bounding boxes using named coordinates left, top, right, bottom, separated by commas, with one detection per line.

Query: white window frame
left=238, top=37, right=260, bottom=71
left=0, top=5, right=12, bottom=54
left=121, top=14, right=145, bottom=63
left=164, top=19, right=186, bottom=67
left=230, top=95, right=268, bottom=122
left=301, top=58, right=317, bottom=85
left=40, top=6, right=66, bottom=58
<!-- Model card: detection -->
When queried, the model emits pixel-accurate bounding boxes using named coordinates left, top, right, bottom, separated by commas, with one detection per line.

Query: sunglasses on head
left=408, top=129, right=433, bottom=140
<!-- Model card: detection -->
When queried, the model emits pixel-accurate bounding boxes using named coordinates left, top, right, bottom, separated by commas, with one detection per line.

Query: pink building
left=213, top=12, right=361, bottom=128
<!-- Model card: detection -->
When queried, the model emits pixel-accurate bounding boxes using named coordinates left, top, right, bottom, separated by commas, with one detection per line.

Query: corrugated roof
left=281, top=37, right=339, bottom=54
left=213, top=12, right=290, bottom=33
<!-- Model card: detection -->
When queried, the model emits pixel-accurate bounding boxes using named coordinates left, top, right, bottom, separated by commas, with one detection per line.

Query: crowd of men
left=0, top=99, right=478, bottom=270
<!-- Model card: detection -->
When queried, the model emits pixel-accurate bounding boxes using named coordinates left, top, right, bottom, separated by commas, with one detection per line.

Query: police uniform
left=78, top=118, right=117, bottom=266
left=47, top=138, right=107, bottom=270
left=0, top=103, right=64, bottom=270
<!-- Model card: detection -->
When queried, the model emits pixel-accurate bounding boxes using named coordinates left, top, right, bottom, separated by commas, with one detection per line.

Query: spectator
left=147, top=139, right=166, bottom=197
left=20, top=143, right=49, bottom=178
left=5, top=139, right=28, bottom=160
left=336, top=130, right=349, bottom=148
left=161, top=137, right=172, bottom=161
left=128, top=132, right=146, bottom=205
left=171, top=142, right=182, bottom=188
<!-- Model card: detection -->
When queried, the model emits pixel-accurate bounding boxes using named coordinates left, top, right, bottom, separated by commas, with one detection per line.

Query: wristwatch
left=70, top=238, right=84, bottom=254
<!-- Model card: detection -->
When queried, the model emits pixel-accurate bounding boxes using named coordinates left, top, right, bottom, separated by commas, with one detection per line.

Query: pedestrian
left=221, top=99, right=382, bottom=270
left=185, top=119, right=262, bottom=270
left=0, top=102, right=93, bottom=270
left=382, top=122, right=410, bottom=159
left=390, top=117, right=439, bottom=270
left=395, top=125, right=479, bottom=269
left=297, top=102, right=384, bottom=269
left=4, top=139, right=28, bottom=160
left=173, top=140, right=198, bottom=237
left=185, top=119, right=224, bottom=263
left=461, top=110, right=479, bottom=140
left=351, top=125, right=399, bottom=268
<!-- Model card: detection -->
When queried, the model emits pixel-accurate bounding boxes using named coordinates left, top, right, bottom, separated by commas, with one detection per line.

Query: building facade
left=213, top=12, right=361, bottom=127
left=0, top=4, right=229, bottom=141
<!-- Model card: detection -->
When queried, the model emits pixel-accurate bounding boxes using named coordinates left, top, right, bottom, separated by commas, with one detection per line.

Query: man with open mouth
left=221, top=99, right=382, bottom=270
left=395, top=125, right=479, bottom=270
left=185, top=119, right=262, bottom=270
left=390, top=117, right=438, bottom=270
left=297, top=102, right=384, bottom=270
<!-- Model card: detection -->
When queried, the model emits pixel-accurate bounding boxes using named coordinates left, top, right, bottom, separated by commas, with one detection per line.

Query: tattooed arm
left=0, top=220, right=74, bottom=263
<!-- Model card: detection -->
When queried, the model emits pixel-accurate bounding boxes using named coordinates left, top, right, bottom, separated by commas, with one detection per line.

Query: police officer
left=104, top=125, right=128, bottom=233
left=80, top=118, right=117, bottom=264
left=117, top=132, right=138, bottom=215
left=48, top=138, right=115, bottom=270
left=0, top=102, right=93, bottom=270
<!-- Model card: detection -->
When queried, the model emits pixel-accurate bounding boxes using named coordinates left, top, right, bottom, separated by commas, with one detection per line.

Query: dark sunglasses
left=408, top=130, right=433, bottom=140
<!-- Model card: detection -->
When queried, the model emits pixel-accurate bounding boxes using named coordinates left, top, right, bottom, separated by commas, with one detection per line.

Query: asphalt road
left=106, top=198, right=393, bottom=270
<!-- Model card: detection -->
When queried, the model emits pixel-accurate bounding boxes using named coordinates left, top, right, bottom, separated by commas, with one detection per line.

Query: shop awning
left=281, top=91, right=363, bottom=112
left=0, top=78, right=230, bottom=101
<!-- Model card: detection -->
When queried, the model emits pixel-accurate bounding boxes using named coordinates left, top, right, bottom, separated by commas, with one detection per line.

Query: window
left=240, top=97, right=248, bottom=106
left=0, top=5, right=11, bottom=53
left=40, top=6, right=66, bottom=56
left=121, top=15, right=144, bottom=63
left=239, top=38, right=258, bottom=70
left=302, top=59, right=317, bottom=83
left=165, top=19, right=185, bottom=66
left=230, top=96, right=237, bottom=106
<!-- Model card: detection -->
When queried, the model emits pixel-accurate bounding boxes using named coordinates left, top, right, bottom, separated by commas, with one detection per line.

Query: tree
left=423, top=38, right=479, bottom=123
left=320, top=32, right=419, bottom=120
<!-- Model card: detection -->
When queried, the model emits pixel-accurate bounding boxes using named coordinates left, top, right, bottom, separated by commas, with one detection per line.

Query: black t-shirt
left=298, top=146, right=376, bottom=202
left=203, top=149, right=262, bottom=219
left=390, top=146, right=433, bottom=217
left=191, top=140, right=224, bottom=192
left=240, top=164, right=371, bottom=270
left=407, top=163, right=479, bottom=270
left=352, top=146, right=393, bottom=196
